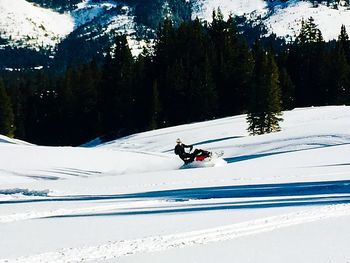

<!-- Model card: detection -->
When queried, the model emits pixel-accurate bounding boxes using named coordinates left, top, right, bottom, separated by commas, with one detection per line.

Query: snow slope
left=0, top=0, right=74, bottom=49
left=1, top=106, right=350, bottom=262
left=0, top=0, right=138, bottom=52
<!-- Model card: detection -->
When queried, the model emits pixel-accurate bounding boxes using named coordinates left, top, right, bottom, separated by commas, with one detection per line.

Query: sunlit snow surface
left=1, top=106, right=350, bottom=262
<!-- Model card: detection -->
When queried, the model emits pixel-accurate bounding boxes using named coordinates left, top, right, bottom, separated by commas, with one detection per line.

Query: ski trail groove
left=2, top=204, right=350, bottom=263
left=0, top=200, right=165, bottom=224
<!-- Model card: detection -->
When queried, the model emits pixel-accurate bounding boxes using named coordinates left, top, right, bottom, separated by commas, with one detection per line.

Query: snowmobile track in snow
left=2, top=204, right=350, bottom=263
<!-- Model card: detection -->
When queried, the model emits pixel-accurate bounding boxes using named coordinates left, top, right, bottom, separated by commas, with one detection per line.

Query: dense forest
left=1, top=12, right=350, bottom=146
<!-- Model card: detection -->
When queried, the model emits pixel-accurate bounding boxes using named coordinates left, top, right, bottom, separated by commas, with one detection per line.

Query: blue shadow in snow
left=224, top=152, right=282, bottom=163
left=224, top=143, right=350, bottom=164
left=4, top=180, right=350, bottom=206
left=48, top=196, right=350, bottom=218
left=10, top=179, right=350, bottom=219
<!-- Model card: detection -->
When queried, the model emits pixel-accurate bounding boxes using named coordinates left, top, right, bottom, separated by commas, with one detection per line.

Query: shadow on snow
left=1, top=179, right=347, bottom=218
left=224, top=142, right=350, bottom=164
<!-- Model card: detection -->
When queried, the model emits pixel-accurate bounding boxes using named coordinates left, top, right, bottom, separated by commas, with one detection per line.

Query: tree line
left=1, top=13, right=350, bottom=145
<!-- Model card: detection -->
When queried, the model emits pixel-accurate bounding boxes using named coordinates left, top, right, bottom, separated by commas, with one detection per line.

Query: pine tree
left=247, top=45, right=283, bottom=135
left=296, top=17, right=323, bottom=44
left=328, top=31, right=350, bottom=104
left=288, top=16, right=327, bottom=107
left=7, top=78, right=27, bottom=140
left=279, top=67, right=295, bottom=110
left=209, top=14, right=253, bottom=116
left=56, top=66, right=78, bottom=145
left=265, top=53, right=283, bottom=133
left=150, top=79, right=161, bottom=129
left=338, top=25, right=350, bottom=63
left=164, top=59, right=187, bottom=125
left=99, top=35, right=134, bottom=136
left=0, top=78, right=15, bottom=137
left=73, top=60, right=100, bottom=143
left=154, top=18, right=175, bottom=74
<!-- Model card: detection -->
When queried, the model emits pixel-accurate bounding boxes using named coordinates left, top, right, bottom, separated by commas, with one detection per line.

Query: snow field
left=3, top=204, right=350, bottom=263
left=1, top=106, right=350, bottom=262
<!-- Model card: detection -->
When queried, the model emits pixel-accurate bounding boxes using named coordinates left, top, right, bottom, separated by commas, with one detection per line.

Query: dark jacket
left=174, top=143, right=193, bottom=159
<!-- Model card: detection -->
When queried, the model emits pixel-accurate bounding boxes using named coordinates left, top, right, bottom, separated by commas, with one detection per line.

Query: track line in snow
left=0, top=200, right=166, bottom=224
left=2, top=204, right=350, bottom=263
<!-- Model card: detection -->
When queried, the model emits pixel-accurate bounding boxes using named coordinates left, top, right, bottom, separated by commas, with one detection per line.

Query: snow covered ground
left=1, top=106, right=350, bottom=262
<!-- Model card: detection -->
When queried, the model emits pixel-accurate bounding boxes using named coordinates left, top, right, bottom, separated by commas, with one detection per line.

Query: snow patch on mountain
left=195, top=0, right=350, bottom=41
left=193, top=0, right=267, bottom=19
left=0, top=0, right=139, bottom=52
left=0, top=0, right=74, bottom=50
left=72, top=0, right=120, bottom=28
left=265, top=1, right=350, bottom=40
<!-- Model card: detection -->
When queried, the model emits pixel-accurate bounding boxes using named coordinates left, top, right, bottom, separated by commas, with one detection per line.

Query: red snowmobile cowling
left=195, top=155, right=207, bottom=161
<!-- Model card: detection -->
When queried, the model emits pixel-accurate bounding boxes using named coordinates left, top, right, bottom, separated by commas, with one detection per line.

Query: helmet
left=176, top=138, right=181, bottom=144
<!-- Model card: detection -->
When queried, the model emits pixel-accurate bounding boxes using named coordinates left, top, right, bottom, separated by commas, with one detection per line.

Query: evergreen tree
left=209, top=13, right=253, bottom=116
left=150, top=79, right=161, bottom=129
left=328, top=32, right=350, bottom=104
left=338, top=25, right=350, bottom=63
left=99, top=35, right=134, bottom=137
left=164, top=59, right=187, bottom=125
left=56, top=66, right=79, bottom=145
left=247, top=45, right=283, bottom=135
left=131, top=51, right=155, bottom=131
left=7, top=78, right=27, bottom=139
left=265, top=53, right=283, bottom=133
left=287, top=17, right=327, bottom=107
left=0, top=78, right=15, bottom=137
left=73, top=60, right=100, bottom=143
left=279, top=67, right=295, bottom=110
left=296, top=17, right=323, bottom=45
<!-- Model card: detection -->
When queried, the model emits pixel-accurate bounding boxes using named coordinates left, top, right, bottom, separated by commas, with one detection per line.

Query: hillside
left=195, top=0, right=350, bottom=40
left=1, top=106, right=350, bottom=262
left=2, top=0, right=350, bottom=69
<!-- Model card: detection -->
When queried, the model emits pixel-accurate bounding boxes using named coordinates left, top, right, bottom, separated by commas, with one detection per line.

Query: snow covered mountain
left=2, top=0, right=350, bottom=69
left=1, top=106, right=350, bottom=262
left=194, top=0, right=350, bottom=41
left=0, top=0, right=74, bottom=50
left=0, top=0, right=138, bottom=52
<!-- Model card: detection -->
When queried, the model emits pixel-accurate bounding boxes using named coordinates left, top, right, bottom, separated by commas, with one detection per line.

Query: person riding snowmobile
left=174, top=138, right=211, bottom=164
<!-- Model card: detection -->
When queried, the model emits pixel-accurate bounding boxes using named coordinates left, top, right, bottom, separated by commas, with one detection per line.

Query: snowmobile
left=181, top=149, right=225, bottom=168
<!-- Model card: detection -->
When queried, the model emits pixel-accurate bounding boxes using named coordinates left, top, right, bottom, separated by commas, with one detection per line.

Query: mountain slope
left=195, top=0, right=350, bottom=40
left=2, top=0, right=350, bottom=70
left=0, top=0, right=74, bottom=50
